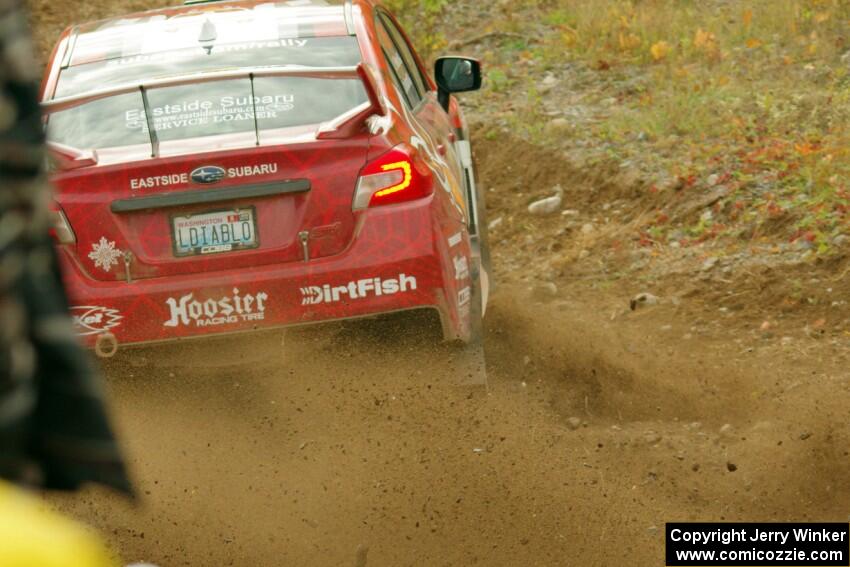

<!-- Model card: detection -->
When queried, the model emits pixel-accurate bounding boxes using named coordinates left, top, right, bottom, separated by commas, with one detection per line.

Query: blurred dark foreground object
left=0, top=0, right=131, bottom=496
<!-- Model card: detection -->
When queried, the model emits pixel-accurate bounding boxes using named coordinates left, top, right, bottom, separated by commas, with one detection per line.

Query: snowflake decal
left=88, top=237, right=122, bottom=272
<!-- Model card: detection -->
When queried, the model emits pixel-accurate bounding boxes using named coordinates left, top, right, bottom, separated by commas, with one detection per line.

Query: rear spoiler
left=41, top=64, right=386, bottom=160
left=46, top=141, right=98, bottom=170
left=316, top=64, right=385, bottom=140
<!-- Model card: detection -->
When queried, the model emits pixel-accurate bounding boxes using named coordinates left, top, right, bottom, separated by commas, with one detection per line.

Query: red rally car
left=40, top=0, right=490, bottom=357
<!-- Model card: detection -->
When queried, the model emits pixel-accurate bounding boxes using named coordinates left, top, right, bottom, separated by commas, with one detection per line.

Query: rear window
left=55, top=36, right=362, bottom=98
left=47, top=75, right=368, bottom=149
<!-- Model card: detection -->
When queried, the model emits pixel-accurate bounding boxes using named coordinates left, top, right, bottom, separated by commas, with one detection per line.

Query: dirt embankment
left=26, top=1, right=850, bottom=566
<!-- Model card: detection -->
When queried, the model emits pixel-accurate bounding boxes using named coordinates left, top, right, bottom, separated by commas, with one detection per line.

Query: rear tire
left=450, top=255, right=488, bottom=387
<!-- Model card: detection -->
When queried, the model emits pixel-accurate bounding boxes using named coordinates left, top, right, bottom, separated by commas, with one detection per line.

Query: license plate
left=171, top=207, right=259, bottom=257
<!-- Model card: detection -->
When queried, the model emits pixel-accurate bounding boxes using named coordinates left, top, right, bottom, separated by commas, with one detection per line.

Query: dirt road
left=47, top=290, right=850, bottom=566
left=27, top=1, right=850, bottom=565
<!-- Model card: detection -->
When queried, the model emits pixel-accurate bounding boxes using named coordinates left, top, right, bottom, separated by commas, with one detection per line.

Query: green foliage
left=543, top=9, right=577, bottom=27
left=384, top=0, right=449, bottom=59
left=486, top=68, right=511, bottom=92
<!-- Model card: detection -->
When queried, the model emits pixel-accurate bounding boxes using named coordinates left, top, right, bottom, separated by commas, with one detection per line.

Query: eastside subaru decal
left=191, top=165, right=226, bottom=184
left=130, top=163, right=279, bottom=189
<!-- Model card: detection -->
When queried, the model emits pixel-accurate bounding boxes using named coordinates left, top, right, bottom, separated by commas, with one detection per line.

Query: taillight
left=49, top=205, right=76, bottom=244
left=352, top=145, right=433, bottom=210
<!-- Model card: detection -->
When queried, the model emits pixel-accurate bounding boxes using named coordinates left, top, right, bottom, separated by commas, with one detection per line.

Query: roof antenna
left=198, top=18, right=217, bottom=54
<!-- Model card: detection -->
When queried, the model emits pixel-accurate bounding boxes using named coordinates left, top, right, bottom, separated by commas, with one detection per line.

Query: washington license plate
left=171, top=207, right=258, bottom=257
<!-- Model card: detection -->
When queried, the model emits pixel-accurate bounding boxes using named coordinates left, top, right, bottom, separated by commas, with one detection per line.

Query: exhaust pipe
left=94, top=332, right=118, bottom=358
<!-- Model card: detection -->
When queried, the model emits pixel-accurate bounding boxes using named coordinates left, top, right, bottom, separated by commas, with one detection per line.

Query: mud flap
left=452, top=259, right=488, bottom=388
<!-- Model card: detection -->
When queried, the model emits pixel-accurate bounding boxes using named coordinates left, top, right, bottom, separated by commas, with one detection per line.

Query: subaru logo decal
left=191, top=166, right=226, bottom=184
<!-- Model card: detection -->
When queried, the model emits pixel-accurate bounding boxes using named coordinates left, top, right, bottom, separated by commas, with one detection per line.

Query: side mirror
left=434, top=56, right=482, bottom=111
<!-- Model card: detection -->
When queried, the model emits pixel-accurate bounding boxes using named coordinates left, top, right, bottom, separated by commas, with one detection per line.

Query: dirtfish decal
left=301, top=274, right=417, bottom=305
left=164, top=289, right=268, bottom=328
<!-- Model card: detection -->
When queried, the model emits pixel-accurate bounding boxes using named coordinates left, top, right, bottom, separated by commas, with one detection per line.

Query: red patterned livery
left=40, top=0, right=489, bottom=356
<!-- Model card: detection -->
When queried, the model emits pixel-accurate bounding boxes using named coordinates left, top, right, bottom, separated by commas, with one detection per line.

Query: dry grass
left=474, top=0, right=850, bottom=254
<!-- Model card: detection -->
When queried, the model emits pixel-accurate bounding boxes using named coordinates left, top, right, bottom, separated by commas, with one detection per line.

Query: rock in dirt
left=541, top=74, right=559, bottom=88
left=726, top=462, right=738, bottom=472
left=644, top=432, right=662, bottom=445
left=630, top=292, right=659, bottom=311
left=566, top=417, right=582, bottom=430
left=488, top=216, right=503, bottom=231
left=528, top=187, right=563, bottom=215
left=580, top=223, right=594, bottom=234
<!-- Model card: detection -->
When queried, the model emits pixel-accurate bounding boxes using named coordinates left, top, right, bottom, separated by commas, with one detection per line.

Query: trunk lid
left=54, top=139, right=368, bottom=281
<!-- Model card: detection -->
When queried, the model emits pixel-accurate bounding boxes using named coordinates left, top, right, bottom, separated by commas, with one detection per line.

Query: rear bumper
left=60, top=199, right=470, bottom=349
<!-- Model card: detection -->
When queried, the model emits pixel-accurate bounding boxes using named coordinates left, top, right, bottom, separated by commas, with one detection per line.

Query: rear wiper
left=249, top=72, right=259, bottom=146
left=139, top=86, right=160, bottom=158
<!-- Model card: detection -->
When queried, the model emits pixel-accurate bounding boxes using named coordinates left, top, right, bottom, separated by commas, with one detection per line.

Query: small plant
left=486, top=68, right=512, bottom=93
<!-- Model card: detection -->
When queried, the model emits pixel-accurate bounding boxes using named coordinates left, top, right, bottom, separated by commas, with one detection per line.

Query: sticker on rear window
left=124, top=94, right=295, bottom=132
left=105, top=39, right=310, bottom=69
